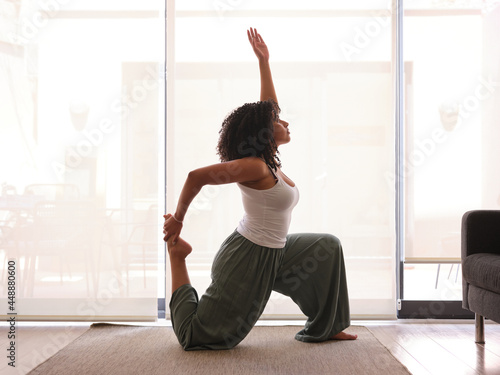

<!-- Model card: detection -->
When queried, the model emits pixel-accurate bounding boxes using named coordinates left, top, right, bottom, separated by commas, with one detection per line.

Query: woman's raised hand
left=163, top=213, right=183, bottom=245
left=247, top=27, right=269, bottom=62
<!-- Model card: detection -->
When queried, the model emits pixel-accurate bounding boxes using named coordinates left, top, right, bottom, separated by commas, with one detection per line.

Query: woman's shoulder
left=235, top=157, right=270, bottom=176
left=235, top=157, right=276, bottom=189
left=234, top=156, right=268, bottom=170
left=241, top=156, right=267, bottom=165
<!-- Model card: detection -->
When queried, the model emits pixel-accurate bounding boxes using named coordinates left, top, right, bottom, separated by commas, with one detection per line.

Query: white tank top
left=236, top=167, right=299, bottom=248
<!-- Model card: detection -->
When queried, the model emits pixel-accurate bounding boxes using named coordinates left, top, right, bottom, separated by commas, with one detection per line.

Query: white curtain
left=168, top=0, right=397, bottom=319
left=0, top=1, right=164, bottom=320
left=403, top=2, right=500, bottom=262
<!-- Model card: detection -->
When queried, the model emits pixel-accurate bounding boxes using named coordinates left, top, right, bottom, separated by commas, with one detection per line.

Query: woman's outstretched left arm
left=247, top=27, right=278, bottom=104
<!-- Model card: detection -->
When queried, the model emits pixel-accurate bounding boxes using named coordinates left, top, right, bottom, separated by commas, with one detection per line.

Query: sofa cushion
left=463, top=253, right=500, bottom=294
left=467, top=285, right=500, bottom=323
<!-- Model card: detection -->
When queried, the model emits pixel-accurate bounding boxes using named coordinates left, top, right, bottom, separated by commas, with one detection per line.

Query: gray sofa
left=462, top=210, right=500, bottom=343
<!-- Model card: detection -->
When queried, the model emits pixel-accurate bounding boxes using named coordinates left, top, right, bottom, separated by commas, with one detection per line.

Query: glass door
left=168, top=0, right=398, bottom=319
left=398, top=0, right=500, bottom=318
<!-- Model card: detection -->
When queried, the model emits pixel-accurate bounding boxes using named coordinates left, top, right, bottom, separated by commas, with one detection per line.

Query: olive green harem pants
left=169, top=230, right=351, bottom=350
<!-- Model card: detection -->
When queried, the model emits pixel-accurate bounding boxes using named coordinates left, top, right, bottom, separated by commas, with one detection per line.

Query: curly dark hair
left=216, top=99, right=282, bottom=171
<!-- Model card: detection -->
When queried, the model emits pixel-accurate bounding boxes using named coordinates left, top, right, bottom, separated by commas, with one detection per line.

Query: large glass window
left=169, top=0, right=396, bottom=318
left=3, top=0, right=495, bottom=321
left=402, top=1, right=500, bottom=307
left=0, top=1, right=165, bottom=320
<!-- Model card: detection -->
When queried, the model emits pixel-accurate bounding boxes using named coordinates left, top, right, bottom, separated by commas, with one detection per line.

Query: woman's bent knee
left=316, top=233, right=341, bottom=255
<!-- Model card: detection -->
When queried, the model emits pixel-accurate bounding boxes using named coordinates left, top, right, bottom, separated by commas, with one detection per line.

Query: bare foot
left=167, top=236, right=192, bottom=260
left=330, top=331, right=358, bottom=340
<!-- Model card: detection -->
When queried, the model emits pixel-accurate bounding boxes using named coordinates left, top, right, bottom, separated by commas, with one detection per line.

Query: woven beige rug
left=28, top=324, right=410, bottom=375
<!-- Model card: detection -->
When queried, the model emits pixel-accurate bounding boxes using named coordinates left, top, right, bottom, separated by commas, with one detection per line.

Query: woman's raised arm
left=247, top=27, right=278, bottom=104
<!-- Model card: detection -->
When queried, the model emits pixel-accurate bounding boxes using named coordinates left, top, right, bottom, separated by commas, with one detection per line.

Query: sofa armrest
left=462, top=210, right=500, bottom=259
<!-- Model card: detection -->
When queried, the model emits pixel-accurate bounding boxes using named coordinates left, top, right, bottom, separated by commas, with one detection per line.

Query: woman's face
left=273, top=118, right=290, bottom=147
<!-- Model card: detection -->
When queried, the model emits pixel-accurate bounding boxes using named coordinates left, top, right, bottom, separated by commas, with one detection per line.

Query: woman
left=163, top=27, right=357, bottom=350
